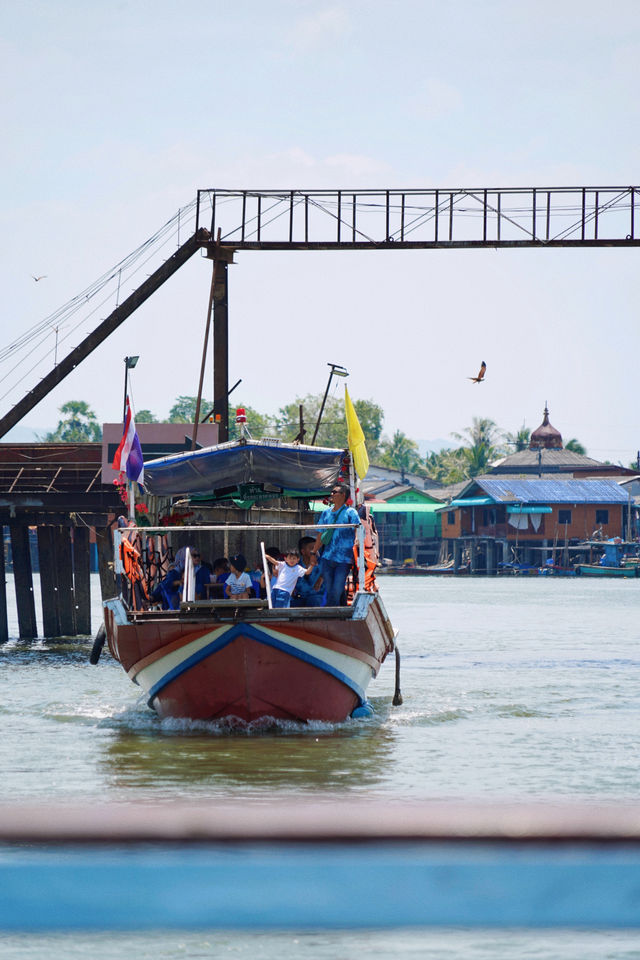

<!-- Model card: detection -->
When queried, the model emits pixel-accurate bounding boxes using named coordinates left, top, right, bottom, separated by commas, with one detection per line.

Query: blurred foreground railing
left=2, top=801, right=640, bottom=931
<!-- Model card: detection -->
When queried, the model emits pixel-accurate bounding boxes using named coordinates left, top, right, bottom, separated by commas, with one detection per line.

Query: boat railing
left=113, top=522, right=367, bottom=609
left=2, top=799, right=640, bottom=932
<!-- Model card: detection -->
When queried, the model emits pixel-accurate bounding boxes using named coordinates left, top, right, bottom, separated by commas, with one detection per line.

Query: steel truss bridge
left=0, top=185, right=637, bottom=441
left=196, top=185, right=639, bottom=249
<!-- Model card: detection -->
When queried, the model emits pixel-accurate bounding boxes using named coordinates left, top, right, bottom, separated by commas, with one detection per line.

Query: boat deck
left=130, top=600, right=355, bottom=623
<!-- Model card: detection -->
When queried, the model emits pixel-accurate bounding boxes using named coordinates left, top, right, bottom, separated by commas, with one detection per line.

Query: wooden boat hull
left=104, top=593, right=396, bottom=723
left=576, top=564, right=638, bottom=578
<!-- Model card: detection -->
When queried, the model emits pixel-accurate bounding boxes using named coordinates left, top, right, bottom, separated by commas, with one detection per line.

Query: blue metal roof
left=474, top=477, right=629, bottom=505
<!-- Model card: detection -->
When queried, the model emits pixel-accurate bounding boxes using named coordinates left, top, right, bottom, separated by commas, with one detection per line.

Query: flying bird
left=31, top=275, right=47, bottom=282
left=468, top=361, right=487, bottom=383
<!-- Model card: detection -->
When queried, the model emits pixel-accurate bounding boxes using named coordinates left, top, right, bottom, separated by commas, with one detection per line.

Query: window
left=558, top=509, right=572, bottom=524
left=447, top=511, right=455, bottom=525
left=595, top=509, right=609, bottom=525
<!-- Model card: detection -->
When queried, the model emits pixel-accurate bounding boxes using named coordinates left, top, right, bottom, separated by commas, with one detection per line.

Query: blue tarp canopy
left=143, top=439, right=347, bottom=498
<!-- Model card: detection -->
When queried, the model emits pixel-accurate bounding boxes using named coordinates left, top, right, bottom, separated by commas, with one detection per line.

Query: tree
left=504, top=423, right=531, bottom=452
left=135, top=409, right=158, bottom=423
left=379, top=430, right=422, bottom=480
left=424, top=448, right=468, bottom=485
left=168, top=396, right=212, bottom=423
left=565, top=438, right=587, bottom=455
left=275, top=394, right=384, bottom=454
left=227, top=403, right=276, bottom=441
left=450, top=417, right=503, bottom=478
left=42, top=401, right=102, bottom=442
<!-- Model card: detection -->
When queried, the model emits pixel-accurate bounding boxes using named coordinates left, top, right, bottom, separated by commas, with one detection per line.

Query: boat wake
left=99, top=698, right=392, bottom=736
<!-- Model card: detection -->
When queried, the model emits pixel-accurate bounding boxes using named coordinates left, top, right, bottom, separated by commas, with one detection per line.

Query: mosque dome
left=529, top=404, right=563, bottom=450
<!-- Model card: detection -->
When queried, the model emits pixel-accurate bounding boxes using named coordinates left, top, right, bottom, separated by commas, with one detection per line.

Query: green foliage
left=565, top=438, right=587, bottom=455
left=379, top=431, right=423, bottom=480
left=168, top=395, right=212, bottom=423
left=227, top=403, right=276, bottom=441
left=42, top=400, right=102, bottom=442
left=504, top=423, right=531, bottom=452
left=275, top=394, right=384, bottom=454
left=135, top=409, right=158, bottom=423
left=449, top=417, right=504, bottom=478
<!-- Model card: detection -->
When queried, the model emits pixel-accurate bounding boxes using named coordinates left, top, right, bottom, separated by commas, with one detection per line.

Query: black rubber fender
left=89, top=623, right=107, bottom=665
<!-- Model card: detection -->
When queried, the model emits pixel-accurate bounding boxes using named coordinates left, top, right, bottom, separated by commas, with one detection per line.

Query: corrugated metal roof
left=475, top=477, right=630, bottom=504
left=491, top=449, right=603, bottom=469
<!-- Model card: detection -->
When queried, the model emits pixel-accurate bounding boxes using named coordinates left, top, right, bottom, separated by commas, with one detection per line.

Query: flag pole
left=128, top=481, right=135, bottom=522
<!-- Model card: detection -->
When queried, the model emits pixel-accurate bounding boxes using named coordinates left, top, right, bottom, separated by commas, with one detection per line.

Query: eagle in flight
left=468, top=361, right=486, bottom=383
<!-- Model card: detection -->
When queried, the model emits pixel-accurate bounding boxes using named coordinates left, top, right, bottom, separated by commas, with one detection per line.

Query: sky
left=1, top=0, right=639, bottom=464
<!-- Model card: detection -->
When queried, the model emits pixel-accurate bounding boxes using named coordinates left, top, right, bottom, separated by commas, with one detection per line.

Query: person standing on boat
left=314, top=483, right=360, bottom=606
left=265, top=548, right=316, bottom=609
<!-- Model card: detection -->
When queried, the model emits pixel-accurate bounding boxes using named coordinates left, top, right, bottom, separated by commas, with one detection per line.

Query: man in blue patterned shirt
left=313, top=483, right=360, bottom=606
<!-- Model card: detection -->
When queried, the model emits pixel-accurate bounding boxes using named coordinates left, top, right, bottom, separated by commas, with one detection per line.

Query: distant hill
left=2, top=426, right=47, bottom=442
left=417, top=438, right=452, bottom=455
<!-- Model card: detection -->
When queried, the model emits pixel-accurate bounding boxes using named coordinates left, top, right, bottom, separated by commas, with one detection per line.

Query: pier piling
left=73, top=525, right=91, bottom=635
left=9, top=524, right=37, bottom=639
left=0, top=525, right=8, bottom=643
left=37, top=526, right=60, bottom=637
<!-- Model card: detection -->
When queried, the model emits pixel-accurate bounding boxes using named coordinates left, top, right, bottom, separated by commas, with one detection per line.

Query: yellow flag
left=344, top=386, right=369, bottom=479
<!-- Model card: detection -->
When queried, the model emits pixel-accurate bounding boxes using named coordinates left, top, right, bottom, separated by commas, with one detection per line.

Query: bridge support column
left=10, top=524, right=37, bottom=639
left=37, top=526, right=60, bottom=637
left=213, top=256, right=230, bottom=442
left=73, top=526, right=91, bottom=636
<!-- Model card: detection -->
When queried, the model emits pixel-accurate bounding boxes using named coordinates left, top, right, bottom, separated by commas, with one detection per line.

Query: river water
left=1, top=575, right=639, bottom=957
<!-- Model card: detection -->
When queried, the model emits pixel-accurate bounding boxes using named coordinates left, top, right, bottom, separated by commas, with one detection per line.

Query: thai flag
left=112, top=398, right=144, bottom=487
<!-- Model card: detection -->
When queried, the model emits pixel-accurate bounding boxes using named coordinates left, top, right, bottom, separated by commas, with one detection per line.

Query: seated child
left=213, top=557, right=230, bottom=583
left=191, top=550, right=211, bottom=600
left=264, top=548, right=316, bottom=609
left=224, top=554, right=252, bottom=599
left=292, top=536, right=325, bottom=607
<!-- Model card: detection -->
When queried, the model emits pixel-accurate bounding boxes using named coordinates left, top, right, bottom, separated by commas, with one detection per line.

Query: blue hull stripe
left=145, top=622, right=367, bottom=708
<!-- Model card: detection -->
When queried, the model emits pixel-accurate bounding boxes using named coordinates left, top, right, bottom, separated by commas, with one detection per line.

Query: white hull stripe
left=144, top=623, right=370, bottom=707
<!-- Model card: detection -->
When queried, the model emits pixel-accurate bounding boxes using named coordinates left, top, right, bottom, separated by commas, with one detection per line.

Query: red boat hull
left=104, top=594, right=395, bottom=724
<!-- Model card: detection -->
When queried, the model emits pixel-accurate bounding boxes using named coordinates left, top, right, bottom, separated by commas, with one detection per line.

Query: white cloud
left=288, top=5, right=351, bottom=50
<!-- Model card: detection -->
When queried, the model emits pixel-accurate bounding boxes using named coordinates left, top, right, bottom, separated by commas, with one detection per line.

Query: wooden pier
left=0, top=442, right=120, bottom=641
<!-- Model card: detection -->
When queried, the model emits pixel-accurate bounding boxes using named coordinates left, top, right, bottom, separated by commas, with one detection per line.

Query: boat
left=575, top=564, right=638, bottom=578
left=575, top=539, right=640, bottom=578
left=99, top=437, right=398, bottom=724
left=377, top=564, right=454, bottom=576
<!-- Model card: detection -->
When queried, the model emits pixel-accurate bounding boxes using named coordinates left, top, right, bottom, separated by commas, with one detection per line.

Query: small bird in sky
left=468, top=361, right=487, bottom=383
left=31, top=274, right=47, bottom=282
